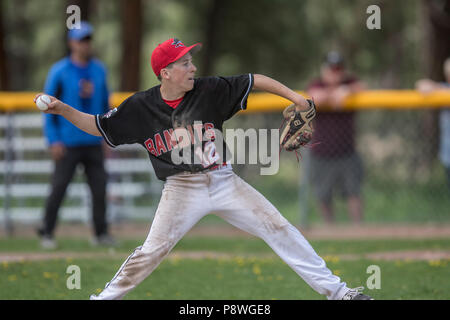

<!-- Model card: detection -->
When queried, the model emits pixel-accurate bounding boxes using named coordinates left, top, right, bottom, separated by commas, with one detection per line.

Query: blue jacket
left=43, top=57, right=110, bottom=146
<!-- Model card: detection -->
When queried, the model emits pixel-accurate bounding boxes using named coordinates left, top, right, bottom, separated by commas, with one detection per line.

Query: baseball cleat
left=40, top=235, right=57, bottom=250
left=342, top=287, right=374, bottom=300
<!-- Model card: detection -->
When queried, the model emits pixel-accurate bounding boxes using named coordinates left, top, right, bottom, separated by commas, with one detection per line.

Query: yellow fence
left=0, top=90, right=450, bottom=112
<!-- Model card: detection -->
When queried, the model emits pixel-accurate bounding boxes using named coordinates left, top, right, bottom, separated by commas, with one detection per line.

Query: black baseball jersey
left=95, top=74, right=254, bottom=181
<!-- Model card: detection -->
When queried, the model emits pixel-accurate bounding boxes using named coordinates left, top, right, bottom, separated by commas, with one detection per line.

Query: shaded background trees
left=1, top=0, right=443, bottom=92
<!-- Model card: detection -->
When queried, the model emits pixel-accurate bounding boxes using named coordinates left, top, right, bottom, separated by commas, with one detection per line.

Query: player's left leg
left=209, top=168, right=350, bottom=300
left=82, top=145, right=109, bottom=239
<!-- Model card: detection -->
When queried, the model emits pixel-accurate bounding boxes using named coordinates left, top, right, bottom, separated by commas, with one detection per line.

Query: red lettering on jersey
left=144, top=138, right=157, bottom=156
left=173, top=127, right=190, bottom=148
left=154, top=133, right=167, bottom=155
left=163, top=129, right=176, bottom=151
left=204, top=123, right=215, bottom=140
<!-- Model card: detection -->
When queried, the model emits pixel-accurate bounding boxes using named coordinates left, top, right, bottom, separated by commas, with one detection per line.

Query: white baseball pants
left=90, top=166, right=349, bottom=300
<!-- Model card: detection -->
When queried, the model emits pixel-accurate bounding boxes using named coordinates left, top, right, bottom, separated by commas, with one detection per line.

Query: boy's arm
left=253, top=74, right=310, bottom=110
left=34, top=93, right=101, bottom=137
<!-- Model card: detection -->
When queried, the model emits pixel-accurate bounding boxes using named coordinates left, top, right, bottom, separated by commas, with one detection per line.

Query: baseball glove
left=279, top=99, right=316, bottom=152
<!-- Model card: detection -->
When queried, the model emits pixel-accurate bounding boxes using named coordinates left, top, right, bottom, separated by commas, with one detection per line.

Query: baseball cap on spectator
left=324, top=51, right=345, bottom=69
left=68, top=21, right=94, bottom=41
left=151, top=38, right=202, bottom=77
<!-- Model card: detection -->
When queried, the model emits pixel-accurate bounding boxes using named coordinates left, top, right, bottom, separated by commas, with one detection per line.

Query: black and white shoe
left=342, top=287, right=374, bottom=300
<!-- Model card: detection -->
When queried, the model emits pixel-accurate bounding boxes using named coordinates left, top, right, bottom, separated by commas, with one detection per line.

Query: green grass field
left=0, top=235, right=449, bottom=300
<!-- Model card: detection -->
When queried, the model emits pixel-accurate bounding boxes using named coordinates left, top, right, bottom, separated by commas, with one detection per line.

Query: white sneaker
left=91, top=234, right=117, bottom=247
left=40, top=236, right=57, bottom=250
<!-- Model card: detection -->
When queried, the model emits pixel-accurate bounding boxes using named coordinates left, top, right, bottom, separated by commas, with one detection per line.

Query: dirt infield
left=3, top=222, right=450, bottom=240
left=1, top=249, right=449, bottom=263
left=1, top=222, right=450, bottom=263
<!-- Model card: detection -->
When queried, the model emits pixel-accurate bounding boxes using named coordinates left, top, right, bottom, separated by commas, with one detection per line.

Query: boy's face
left=69, top=36, right=93, bottom=60
left=162, top=52, right=197, bottom=91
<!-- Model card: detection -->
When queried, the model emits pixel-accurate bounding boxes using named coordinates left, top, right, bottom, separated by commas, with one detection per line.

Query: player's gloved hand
left=279, top=99, right=316, bottom=151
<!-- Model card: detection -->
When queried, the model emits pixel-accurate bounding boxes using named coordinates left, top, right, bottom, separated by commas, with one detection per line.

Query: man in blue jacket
left=37, top=21, right=115, bottom=249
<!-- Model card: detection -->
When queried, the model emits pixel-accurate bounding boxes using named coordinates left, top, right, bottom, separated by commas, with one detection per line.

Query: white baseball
left=36, top=95, right=51, bottom=111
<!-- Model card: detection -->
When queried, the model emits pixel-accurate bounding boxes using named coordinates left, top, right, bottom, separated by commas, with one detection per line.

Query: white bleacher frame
left=0, top=112, right=163, bottom=232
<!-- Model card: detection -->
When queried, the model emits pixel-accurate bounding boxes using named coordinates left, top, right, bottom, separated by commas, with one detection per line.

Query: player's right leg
left=90, top=173, right=212, bottom=300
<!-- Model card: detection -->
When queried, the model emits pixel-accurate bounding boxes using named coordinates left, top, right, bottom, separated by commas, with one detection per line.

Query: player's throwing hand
left=34, top=93, right=66, bottom=115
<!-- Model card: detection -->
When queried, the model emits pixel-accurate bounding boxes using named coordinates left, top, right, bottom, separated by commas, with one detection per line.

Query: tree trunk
left=200, top=0, right=224, bottom=76
left=120, top=0, right=142, bottom=91
left=0, top=0, right=9, bottom=90
left=425, top=0, right=450, bottom=80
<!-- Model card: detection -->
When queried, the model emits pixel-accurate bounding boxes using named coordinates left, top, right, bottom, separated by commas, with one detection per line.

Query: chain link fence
left=1, top=103, right=450, bottom=233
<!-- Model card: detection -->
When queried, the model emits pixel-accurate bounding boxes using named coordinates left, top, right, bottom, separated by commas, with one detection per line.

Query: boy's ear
left=161, top=68, right=169, bottom=80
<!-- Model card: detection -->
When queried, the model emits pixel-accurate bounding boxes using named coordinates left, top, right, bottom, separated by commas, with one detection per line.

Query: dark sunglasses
left=79, top=35, right=92, bottom=42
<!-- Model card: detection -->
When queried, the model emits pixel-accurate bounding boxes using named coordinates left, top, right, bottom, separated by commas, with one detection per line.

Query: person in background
left=306, top=51, right=366, bottom=225
left=416, top=57, right=450, bottom=189
left=37, top=21, right=115, bottom=249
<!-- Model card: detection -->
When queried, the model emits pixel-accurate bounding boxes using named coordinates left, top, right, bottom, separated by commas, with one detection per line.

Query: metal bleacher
left=0, top=112, right=163, bottom=234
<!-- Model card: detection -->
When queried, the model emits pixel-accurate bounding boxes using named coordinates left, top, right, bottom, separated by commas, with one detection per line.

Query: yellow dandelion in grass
left=171, top=256, right=180, bottom=266
left=252, top=264, right=262, bottom=276
left=43, top=272, right=59, bottom=280
left=266, top=276, right=273, bottom=281
left=146, top=292, right=152, bottom=297
left=8, top=275, right=17, bottom=282
left=96, top=288, right=102, bottom=294
left=175, top=292, right=181, bottom=296
left=324, top=255, right=340, bottom=264
left=66, top=258, right=73, bottom=263
left=333, top=269, right=341, bottom=276
left=428, top=259, right=447, bottom=267
left=2, top=262, right=8, bottom=269
left=276, top=275, right=284, bottom=281
left=234, top=257, right=245, bottom=267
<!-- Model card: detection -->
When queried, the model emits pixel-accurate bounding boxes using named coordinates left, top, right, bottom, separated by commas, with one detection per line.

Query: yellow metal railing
left=1, top=90, right=450, bottom=112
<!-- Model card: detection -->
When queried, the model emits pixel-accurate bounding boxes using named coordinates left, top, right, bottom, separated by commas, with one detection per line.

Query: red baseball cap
left=151, top=38, right=202, bottom=76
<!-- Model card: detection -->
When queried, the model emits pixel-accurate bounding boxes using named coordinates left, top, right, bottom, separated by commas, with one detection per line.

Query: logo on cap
left=172, top=39, right=185, bottom=48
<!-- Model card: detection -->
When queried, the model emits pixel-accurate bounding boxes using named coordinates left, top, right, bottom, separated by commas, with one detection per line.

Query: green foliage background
left=2, top=0, right=426, bottom=91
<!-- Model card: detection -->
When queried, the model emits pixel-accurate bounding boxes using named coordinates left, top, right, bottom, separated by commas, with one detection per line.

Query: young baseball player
left=34, top=38, right=372, bottom=301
